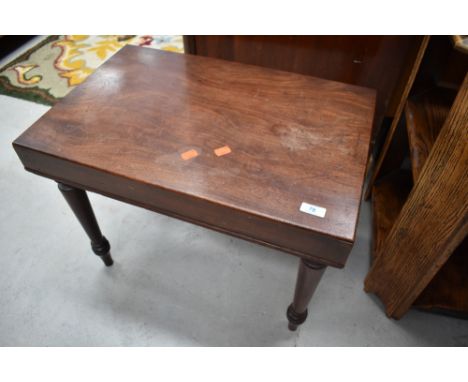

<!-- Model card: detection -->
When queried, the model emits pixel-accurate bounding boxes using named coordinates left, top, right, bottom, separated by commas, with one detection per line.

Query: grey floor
left=1, top=44, right=468, bottom=347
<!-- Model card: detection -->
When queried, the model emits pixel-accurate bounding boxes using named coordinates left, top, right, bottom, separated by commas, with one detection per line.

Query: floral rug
left=0, top=35, right=184, bottom=105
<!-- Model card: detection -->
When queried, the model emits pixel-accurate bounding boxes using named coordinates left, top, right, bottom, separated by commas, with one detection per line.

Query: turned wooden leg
left=287, top=258, right=326, bottom=331
left=58, top=183, right=113, bottom=266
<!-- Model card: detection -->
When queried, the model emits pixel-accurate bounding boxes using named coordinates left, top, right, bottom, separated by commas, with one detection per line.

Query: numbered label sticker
left=299, top=202, right=326, bottom=218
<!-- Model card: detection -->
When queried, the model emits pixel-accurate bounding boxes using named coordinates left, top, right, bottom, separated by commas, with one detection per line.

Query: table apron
left=14, top=145, right=352, bottom=268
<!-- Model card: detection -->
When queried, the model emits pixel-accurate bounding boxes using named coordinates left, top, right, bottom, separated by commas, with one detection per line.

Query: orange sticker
left=214, top=145, right=232, bottom=157
left=180, top=149, right=199, bottom=160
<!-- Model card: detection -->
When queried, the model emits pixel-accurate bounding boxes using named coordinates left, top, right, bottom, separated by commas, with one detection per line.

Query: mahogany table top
left=13, top=46, right=376, bottom=267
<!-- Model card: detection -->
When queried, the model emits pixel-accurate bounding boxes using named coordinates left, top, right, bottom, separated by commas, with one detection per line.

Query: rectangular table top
left=13, top=46, right=376, bottom=267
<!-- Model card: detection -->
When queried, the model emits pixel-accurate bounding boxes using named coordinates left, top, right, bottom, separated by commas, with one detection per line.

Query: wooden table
left=13, top=46, right=376, bottom=330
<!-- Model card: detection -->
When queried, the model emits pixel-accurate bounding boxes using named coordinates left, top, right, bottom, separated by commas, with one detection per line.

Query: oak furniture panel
left=365, top=74, right=468, bottom=318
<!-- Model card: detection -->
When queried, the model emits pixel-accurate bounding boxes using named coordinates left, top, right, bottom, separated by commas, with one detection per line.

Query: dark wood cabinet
left=184, top=35, right=426, bottom=142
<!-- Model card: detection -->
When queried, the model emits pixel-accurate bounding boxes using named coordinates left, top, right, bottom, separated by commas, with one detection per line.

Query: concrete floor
left=1, top=45, right=467, bottom=346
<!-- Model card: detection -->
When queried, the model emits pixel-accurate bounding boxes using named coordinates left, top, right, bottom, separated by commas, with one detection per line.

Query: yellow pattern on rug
left=0, top=35, right=184, bottom=105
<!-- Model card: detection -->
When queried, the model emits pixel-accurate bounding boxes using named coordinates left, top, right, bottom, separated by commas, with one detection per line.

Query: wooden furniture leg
left=58, top=183, right=113, bottom=266
left=287, top=258, right=326, bottom=331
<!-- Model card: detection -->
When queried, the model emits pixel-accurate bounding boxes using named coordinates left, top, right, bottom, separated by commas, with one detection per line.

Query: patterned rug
left=0, top=35, right=184, bottom=105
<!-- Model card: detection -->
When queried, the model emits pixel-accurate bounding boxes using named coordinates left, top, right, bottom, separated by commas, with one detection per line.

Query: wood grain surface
left=364, top=73, right=468, bottom=318
left=414, top=238, right=468, bottom=316
left=364, top=36, right=430, bottom=199
left=184, top=35, right=423, bottom=137
left=371, top=170, right=412, bottom=261
left=13, top=46, right=376, bottom=268
left=405, top=89, right=454, bottom=182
